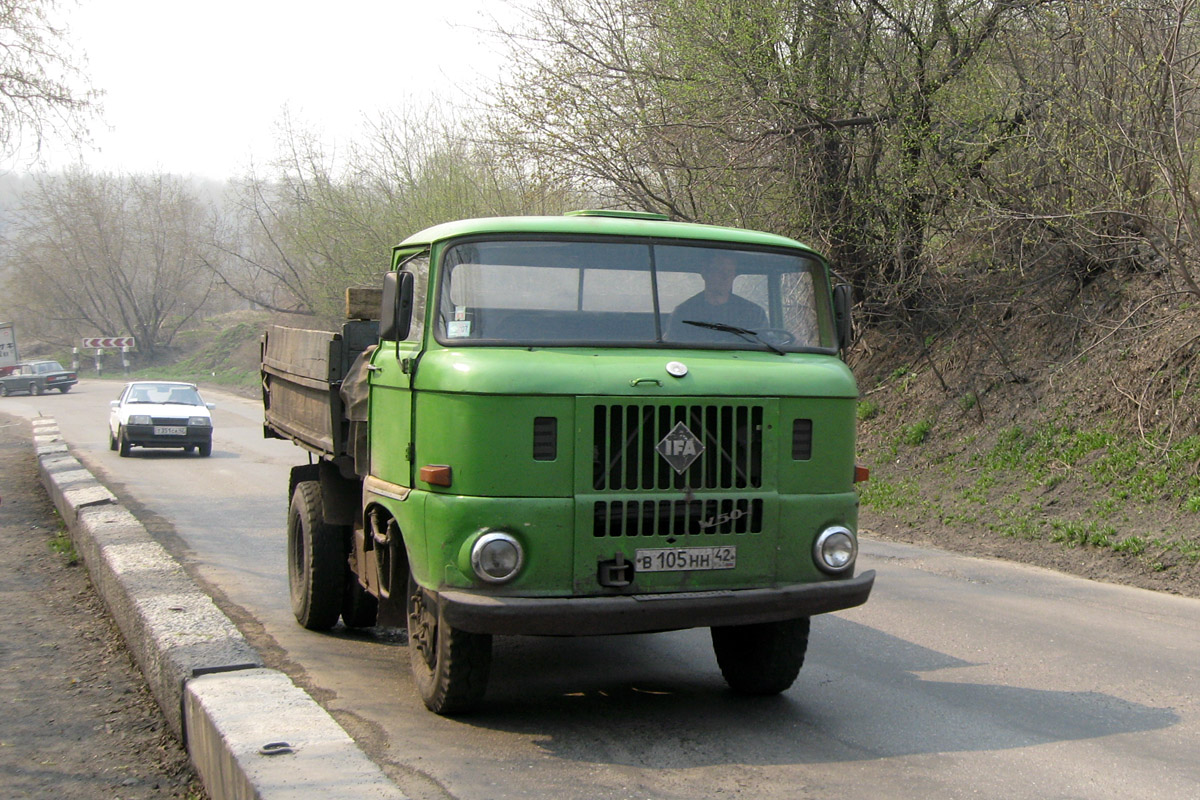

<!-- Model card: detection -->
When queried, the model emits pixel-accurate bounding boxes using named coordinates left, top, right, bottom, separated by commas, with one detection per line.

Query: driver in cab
left=667, top=253, right=767, bottom=342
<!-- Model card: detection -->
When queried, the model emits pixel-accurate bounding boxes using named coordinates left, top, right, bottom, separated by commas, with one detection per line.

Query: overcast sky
left=28, top=0, right=512, bottom=180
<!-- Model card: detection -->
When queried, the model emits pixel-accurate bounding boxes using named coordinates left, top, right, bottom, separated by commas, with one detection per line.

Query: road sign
left=0, top=323, right=17, bottom=369
left=81, top=336, right=136, bottom=349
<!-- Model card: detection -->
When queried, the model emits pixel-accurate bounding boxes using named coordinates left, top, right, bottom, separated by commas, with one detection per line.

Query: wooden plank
left=345, top=287, right=383, bottom=321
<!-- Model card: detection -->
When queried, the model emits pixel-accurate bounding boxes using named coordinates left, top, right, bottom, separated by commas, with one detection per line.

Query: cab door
left=369, top=254, right=428, bottom=488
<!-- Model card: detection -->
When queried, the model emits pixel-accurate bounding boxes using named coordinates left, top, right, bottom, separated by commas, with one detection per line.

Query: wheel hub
left=408, top=588, right=437, bottom=669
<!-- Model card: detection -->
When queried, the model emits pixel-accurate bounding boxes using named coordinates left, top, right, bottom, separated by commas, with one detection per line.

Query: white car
left=109, top=381, right=215, bottom=457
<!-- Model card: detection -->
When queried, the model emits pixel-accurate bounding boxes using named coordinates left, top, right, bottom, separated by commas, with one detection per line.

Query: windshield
left=436, top=238, right=834, bottom=352
left=126, top=384, right=203, bottom=405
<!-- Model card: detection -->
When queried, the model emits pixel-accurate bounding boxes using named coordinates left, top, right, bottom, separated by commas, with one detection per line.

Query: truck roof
left=394, top=211, right=824, bottom=258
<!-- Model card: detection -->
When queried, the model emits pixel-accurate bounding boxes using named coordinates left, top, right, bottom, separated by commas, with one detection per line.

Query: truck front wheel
left=406, top=571, right=492, bottom=714
left=287, top=481, right=345, bottom=630
left=711, top=617, right=810, bottom=695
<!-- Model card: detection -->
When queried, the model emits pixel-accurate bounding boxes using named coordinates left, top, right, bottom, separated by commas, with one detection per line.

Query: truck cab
left=265, top=211, right=873, bottom=713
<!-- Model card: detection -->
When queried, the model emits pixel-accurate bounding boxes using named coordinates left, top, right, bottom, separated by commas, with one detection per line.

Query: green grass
left=49, top=521, right=78, bottom=565
left=901, top=419, right=933, bottom=446
left=862, top=410, right=1200, bottom=568
left=123, top=320, right=263, bottom=389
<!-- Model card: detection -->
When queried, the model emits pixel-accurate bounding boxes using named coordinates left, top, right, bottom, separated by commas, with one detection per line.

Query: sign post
left=0, top=323, right=18, bottom=371
left=82, top=338, right=135, bottom=375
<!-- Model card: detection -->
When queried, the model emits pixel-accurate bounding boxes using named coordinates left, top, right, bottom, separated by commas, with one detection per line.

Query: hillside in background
left=853, top=261, right=1200, bottom=598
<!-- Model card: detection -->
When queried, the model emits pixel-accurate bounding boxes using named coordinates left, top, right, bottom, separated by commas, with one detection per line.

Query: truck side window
left=398, top=254, right=429, bottom=343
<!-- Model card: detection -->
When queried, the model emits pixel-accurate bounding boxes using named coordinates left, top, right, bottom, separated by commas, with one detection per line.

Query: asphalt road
left=7, top=379, right=1199, bottom=800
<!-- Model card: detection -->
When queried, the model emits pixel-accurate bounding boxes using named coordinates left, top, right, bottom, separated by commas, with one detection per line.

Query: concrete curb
left=31, top=419, right=406, bottom=800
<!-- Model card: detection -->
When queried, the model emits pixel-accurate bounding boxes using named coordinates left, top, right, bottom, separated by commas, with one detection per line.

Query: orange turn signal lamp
left=420, top=465, right=453, bottom=486
left=854, top=465, right=870, bottom=483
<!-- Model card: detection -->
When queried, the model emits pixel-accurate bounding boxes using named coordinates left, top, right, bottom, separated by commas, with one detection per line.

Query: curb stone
left=31, top=418, right=407, bottom=800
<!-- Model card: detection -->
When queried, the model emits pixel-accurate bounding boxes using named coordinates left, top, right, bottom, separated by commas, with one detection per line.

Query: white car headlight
left=188, top=416, right=211, bottom=427
left=128, top=414, right=152, bottom=425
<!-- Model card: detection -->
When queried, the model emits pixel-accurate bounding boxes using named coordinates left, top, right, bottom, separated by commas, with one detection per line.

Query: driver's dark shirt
left=666, top=292, right=768, bottom=342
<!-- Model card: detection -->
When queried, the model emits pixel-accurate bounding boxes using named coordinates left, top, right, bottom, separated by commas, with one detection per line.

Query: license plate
left=635, top=546, right=736, bottom=572
left=153, top=426, right=187, bottom=436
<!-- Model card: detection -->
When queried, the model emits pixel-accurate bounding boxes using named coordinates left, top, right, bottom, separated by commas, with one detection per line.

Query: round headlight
left=814, top=526, right=857, bottom=574
left=470, top=531, right=524, bottom=584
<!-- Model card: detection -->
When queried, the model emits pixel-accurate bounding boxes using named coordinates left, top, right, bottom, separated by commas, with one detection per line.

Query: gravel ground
left=0, top=413, right=206, bottom=799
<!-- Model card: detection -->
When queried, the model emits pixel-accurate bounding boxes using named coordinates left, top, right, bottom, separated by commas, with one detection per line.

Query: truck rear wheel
left=288, top=481, right=345, bottom=630
left=406, top=571, right=491, bottom=714
left=711, top=617, right=810, bottom=695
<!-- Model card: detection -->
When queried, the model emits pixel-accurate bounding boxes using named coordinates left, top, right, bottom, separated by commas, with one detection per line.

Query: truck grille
left=592, top=403, right=764, bottom=491
left=594, top=498, right=764, bottom=537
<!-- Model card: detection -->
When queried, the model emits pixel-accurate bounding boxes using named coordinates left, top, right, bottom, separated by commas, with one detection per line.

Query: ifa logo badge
left=655, top=421, right=705, bottom=474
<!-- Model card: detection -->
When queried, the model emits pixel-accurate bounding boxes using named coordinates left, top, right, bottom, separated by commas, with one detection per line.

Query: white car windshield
left=126, top=384, right=203, bottom=405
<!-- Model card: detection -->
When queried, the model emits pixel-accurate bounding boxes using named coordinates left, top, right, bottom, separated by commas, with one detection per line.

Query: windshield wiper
left=681, top=320, right=786, bottom=356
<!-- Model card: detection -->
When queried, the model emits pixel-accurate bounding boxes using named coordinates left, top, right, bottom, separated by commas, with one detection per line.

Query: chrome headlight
left=470, top=531, right=524, bottom=584
left=188, top=416, right=211, bottom=427
left=128, top=414, right=152, bottom=426
left=814, top=526, right=858, bottom=574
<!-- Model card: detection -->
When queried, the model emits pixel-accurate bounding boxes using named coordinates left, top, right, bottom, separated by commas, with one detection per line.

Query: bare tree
left=1, top=170, right=216, bottom=359
left=489, top=0, right=1058, bottom=317
left=0, top=0, right=96, bottom=162
left=208, top=108, right=579, bottom=320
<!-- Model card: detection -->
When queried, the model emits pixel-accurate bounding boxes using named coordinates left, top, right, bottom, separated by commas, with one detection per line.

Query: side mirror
left=110, top=400, right=119, bottom=409
left=206, top=402, right=216, bottom=410
left=833, top=284, right=853, bottom=351
left=379, top=270, right=415, bottom=341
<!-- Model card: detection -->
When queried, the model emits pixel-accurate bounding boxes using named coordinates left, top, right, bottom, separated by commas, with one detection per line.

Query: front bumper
left=124, top=425, right=212, bottom=448
left=440, top=570, right=874, bottom=636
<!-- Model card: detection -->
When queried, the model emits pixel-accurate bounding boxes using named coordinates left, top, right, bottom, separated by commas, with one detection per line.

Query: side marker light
left=420, top=465, right=453, bottom=486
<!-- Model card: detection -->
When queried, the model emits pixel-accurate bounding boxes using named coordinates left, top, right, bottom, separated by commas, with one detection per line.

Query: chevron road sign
left=81, top=337, right=136, bottom=349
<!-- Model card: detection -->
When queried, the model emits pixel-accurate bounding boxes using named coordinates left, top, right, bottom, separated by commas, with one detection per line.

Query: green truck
left=262, top=210, right=874, bottom=714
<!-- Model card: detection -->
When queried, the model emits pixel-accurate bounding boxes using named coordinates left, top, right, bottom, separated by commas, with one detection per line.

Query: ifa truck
left=262, top=210, right=874, bottom=714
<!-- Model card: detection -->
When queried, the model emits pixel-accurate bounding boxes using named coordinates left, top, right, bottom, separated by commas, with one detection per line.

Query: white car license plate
left=635, top=546, right=736, bottom=572
left=153, top=425, right=187, bottom=436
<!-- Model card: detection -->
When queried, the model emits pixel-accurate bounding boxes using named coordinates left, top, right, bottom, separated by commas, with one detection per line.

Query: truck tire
left=287, top=481, right=345, bottom=630
left=711, top=617, right=810, bottom=695
left=406, top=571, right=492, bottom=714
